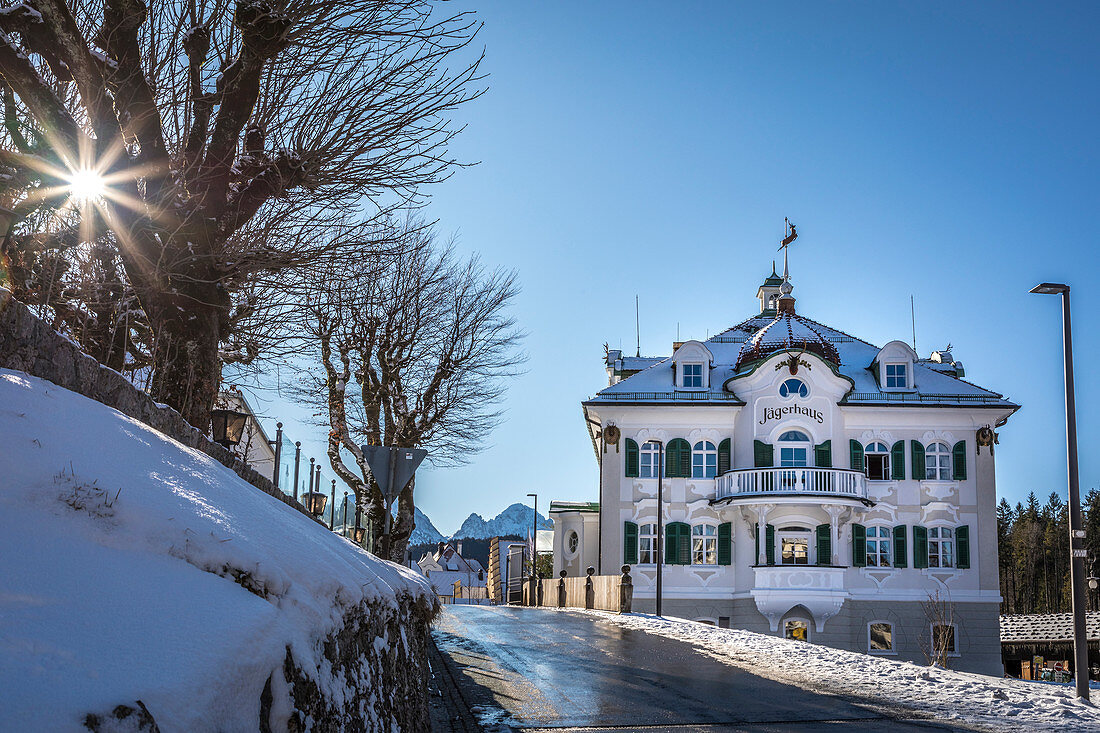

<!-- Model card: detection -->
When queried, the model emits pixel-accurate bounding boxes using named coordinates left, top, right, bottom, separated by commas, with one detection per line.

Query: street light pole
left=527, top=492, right=538, bottom=601
left=654, top=440, right=664, bottom=617
left=1031, top=282, right=1089, bottom=699
left=272, top=422, right=283, bottom=490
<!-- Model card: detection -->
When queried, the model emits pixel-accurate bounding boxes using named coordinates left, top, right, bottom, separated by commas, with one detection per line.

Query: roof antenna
left=910, top=295, right=917, bottom=353
left=635, top=294, right=641, bottom=357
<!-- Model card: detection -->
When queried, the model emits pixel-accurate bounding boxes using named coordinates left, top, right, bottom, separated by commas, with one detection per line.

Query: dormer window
left=683, top=363, right=703, bottom=388
left=885, top=363, right=908, bottom=389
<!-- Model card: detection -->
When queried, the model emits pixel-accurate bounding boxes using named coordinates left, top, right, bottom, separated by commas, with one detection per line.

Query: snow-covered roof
left=549, top=501, right=600, bottom=513
left=587, top=310, right=1017, bottom=409
left=1000, top=612, right=1100, bottom=643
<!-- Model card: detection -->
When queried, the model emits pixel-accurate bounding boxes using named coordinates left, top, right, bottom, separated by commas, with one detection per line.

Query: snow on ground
left=576, top=610, right=1100, bottom=732
left=0, top=369, right=433, bottom=731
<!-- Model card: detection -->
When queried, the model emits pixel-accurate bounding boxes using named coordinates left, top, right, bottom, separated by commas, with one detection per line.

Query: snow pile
left=580, top=611, right=1100, bottom=732
left=0, top=369, right=433, bottom=731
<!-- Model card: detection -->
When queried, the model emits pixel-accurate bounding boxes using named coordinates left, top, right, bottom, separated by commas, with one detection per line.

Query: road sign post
left=361, top=445, right=428, bottom=556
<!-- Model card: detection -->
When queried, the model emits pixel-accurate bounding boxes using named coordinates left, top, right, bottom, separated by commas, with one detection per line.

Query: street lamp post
left=343, top=491, right=349, bottom=537
left=652, top=439, right=664, bottom=617
left=1031, top=282, right=1089, bottom=699
left=527, top=492, right=538, bottom=603
left=329, top=479, right=336, bottom=531
left=271, top=422, right=283, bottom=491
left=292, top=441, right=301, bottom=502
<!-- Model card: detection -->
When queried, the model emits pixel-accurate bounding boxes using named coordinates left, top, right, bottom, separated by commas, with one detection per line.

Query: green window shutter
left=891, top=441, right=905, bottom=481
left=849, top=440, right=864, bottom=472
left=816, top=524, right=831, bottom=565
left=665, top=522, right=690, bottom=565
left=754, top=440, right=773, bottom=468
left=852, top=524, right=866, bottom=567
left=624, top=521, right=638, bottom=565
left=666, top=439, right=691, bottom=478
left=911, top=441, right=925, bottom=480
left=765, top=524, right=775, bottom=566
left=956, top=525, right=970, bottom=569
left=625, top=438, right=639, bottom=478
left=913, top=525, right=928, bottom=569
left=814, top=440, right=832, bottom=468
left=893, top=525, right=908, bottom=568
left=717, top=522, right=732, bottom=565
left=952, top=441, right=967, bottom=481
left=718, top=438, right=731, bottom=475
left=754, top=527, right=760, bottom=565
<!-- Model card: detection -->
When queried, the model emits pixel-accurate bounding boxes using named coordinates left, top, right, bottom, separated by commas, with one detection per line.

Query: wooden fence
left=530, top=565, right=633, bottom=613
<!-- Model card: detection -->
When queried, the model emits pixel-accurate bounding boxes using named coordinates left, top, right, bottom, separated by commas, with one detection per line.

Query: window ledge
left=868, top=650, right=898, bottom=656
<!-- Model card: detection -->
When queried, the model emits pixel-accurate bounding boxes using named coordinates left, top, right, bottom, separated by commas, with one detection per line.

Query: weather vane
left=779, top=217, right=797, bottom=251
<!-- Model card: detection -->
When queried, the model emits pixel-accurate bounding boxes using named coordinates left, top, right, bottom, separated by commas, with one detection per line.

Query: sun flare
left=68, top=169, right=106, bottom=202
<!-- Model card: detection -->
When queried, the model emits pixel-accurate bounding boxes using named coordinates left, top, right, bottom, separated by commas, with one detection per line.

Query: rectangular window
left=640, top=442, right=661, bottom=478
left=639, top=523, right=657, bottom=564
left=866, top=453, right=889, bottom=481
left=932, top=624, right=957, bottom=654
left=866, top=526, right=892, bottom=567
left=928, top=527, right=954, bottom=568
left=683, top=363, right=703, bottom=388
left=692, top=524, right=717, bottom=564
left=780, top=536, right=809, bottom=565
left=869, top=622, right=893, bottom=652
left=885, top=363, right=907, bottom=389
left=780, top=447, right=808, bottom=467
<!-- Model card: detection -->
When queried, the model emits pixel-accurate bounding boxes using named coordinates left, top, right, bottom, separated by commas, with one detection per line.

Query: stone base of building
left=629, top=597, right=1003, bottom=676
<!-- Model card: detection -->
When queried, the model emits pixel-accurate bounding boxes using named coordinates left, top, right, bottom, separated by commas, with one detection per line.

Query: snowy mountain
left=452, top=502, right=552, bottom=539
left=409, top=506, right=446, bottom=544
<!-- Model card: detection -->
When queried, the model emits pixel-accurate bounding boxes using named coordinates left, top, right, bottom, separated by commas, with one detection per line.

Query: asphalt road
left=432, top=605, right=979, bottom=732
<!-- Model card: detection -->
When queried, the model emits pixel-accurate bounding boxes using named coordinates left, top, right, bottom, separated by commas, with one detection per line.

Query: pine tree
left=998, top=499, right=1016, bottom=613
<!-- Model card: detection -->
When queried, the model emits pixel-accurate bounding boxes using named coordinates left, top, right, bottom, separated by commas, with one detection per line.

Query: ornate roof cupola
left=756, top=263, right=784, bottom=315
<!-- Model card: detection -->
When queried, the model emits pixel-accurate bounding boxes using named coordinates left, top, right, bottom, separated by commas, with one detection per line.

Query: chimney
left=456, top=540, right=464, bottom=557
left=777, top=294, right=796, bottom=315
left=436, top=541, right=445, bottom=557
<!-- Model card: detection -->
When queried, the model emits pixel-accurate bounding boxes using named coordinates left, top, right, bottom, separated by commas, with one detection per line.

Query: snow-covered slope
left=453, top=502, right=552, bottom=539
left=0, top=369, right=432, bottom=731
left=410, top=506, right=446, bottom=544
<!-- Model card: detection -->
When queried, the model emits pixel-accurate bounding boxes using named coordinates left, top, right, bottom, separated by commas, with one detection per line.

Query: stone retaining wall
left=0, top=287, right=314, bottom=521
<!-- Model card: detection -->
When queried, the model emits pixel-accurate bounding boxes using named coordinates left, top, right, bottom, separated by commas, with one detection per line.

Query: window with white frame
left=932, top=623, right=957, bottom=655
left=865, top=442, right=891, bottom=481
left=925, top=442, right=951, bottom=480
left=779, top=527, right=811, bottom=565
left=778, top=430, right=811, bottom=467
left=692, top=440, right=718, bottom=478
left=639, top=523, right=657, bottom=564
left=868, top=622, right=894, bottom=653
left=928, top=527, right=954, bottom=567
left=866, top=526, right=892, bottom=567
left=692, top=524, right=717, bottom=564
left=682, top=363, right=703, bottom=388
left=640, top=441, right=662, bottom=478
left=567, top=531, right=579, bottom=554
left=884, top=363, right=908, bottom=389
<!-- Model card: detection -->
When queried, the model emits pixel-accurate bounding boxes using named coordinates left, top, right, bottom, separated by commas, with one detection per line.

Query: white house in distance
left=554, top=247, right=1018, bottom=675
left=416, top=541, right=487, bottom=603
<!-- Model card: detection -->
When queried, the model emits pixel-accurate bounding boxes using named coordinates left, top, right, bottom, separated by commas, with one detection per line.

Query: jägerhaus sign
left=759, top=403, right=825, bottom=425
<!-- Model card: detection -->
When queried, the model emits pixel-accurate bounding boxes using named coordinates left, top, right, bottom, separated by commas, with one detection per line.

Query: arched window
left=925, top=442, right=951, bottom=480
left=865, top=442, right=890, bottom=481
left=692, top=524, right=718, bottom=564
left=779, top=378, right=809, bottom=399
left=567, top=531, right=579, bottom=554
left=640, top=441, right=662, bottom=478
left=639, top=523, right=657, bottom=564
left=692, top=441, right=718, bottom=478
left=778, top=430, right=811, bottom=467
left=866, top=526, right=892, bottom=567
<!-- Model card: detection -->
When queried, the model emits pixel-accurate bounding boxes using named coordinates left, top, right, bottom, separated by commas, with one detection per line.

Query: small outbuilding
left=1000, top=612, right=1100, bottom=681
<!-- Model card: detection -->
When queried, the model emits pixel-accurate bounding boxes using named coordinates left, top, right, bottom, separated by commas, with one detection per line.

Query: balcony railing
left=715, top=466, right=867, bottom=500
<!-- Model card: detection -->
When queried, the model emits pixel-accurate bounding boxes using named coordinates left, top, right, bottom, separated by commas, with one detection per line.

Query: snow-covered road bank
left=574, top=610, right=1100, bottom=732
left=0, top=369, right=436, bottom=731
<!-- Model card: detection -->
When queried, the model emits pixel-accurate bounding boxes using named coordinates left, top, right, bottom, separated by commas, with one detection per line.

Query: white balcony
left=751, top=566, right=848, bottom=631
left=715, top=466, right=868, bottom=501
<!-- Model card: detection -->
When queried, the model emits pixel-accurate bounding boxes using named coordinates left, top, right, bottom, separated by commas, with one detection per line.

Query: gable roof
left=1001, top=612, right=1100, bottom=643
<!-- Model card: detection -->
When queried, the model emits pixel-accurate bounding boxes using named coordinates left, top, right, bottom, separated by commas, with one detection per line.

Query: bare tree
left=0, top=0, right=483, bottom=427
left=293, top=217, right=523, bottom=562
left=921, top=588, right=957, bottom=668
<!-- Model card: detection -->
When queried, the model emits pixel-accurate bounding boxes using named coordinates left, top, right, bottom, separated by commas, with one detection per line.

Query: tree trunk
left=149, top=297, right=224, bottom=429
left=389, top=476, right=416, bottom=563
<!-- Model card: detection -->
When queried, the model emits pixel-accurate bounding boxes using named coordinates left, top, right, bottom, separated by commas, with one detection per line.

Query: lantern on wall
left=302, top=491, right=328, bottom=517
left=209, top=409, right=248, bottom=448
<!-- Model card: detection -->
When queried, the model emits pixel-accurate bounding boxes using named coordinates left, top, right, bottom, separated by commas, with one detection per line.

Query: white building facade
left=556, top=264, right=1017, bottom=675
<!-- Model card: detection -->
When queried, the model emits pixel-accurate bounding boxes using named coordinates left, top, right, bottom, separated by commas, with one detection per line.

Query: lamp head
left=1030, top=283, right=1069, bottom=295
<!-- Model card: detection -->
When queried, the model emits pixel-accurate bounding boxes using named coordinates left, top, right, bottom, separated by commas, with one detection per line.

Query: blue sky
left=258, top=2, right=1100, bottom=535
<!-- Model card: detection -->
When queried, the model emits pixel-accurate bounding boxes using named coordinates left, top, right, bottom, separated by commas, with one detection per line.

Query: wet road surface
left=432, top=605, right=977, bottom=732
